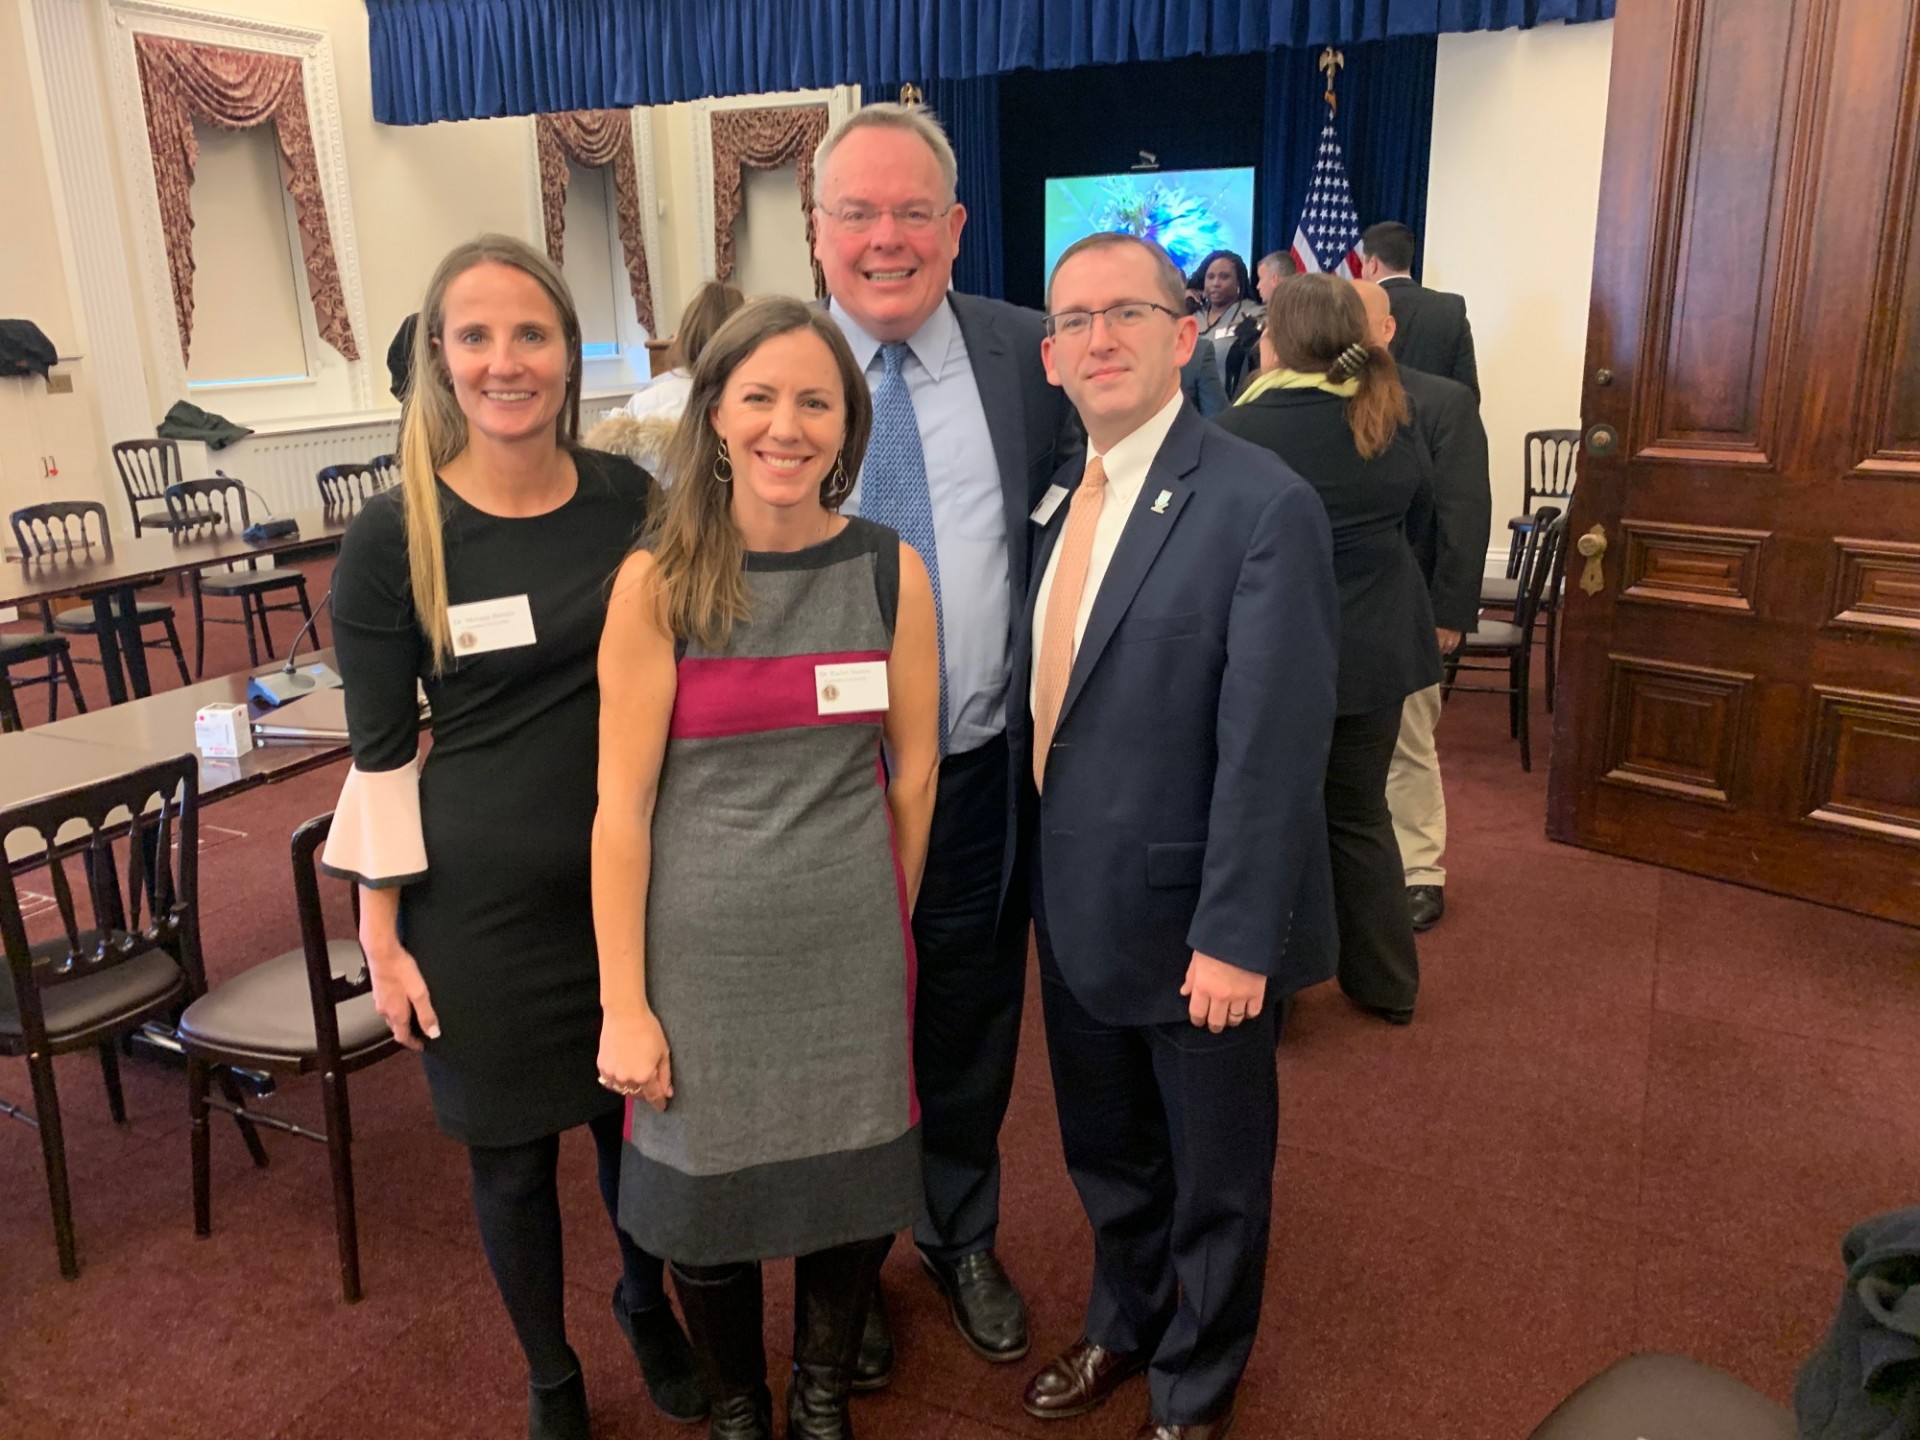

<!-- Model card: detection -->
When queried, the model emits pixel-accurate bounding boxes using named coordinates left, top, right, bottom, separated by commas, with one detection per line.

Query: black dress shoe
left=851, top=1279, right=893, bottom=1391
left=528, top=1357, right=592, bottom=1440
left=1407, top=885, right=1446, bottom=932
left=919, top=1248, right=1030, bottom=1361
left=1022, top=1338, right=1146, bottom=1419
left=1362, top=1003, right=1415, bottom=1026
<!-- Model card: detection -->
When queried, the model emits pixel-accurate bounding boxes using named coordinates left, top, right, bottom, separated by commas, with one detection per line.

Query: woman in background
left=594, top=296, right=939, bottom=1440
left=324, top=234, right=704, bottom=1439
left=1192, top=248, right=1261, bottom=386
left=1214, top=273, right=1437, bottom=1028
left=597, top=281, right=749, bottom=478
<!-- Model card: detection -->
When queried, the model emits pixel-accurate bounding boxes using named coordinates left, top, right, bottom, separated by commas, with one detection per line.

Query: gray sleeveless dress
left=618, top=518, right=924, bottom=1264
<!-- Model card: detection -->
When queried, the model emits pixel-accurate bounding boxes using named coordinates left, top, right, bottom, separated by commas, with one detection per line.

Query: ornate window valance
left=709, top=104, right=830, bottom=298
left=133, top=33, right=359, bottom=365
left=535, top=110, right=655, bottom=333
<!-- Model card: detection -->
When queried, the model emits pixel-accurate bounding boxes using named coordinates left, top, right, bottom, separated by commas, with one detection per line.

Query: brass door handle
left=1577, top=525, right=1607, bottom=595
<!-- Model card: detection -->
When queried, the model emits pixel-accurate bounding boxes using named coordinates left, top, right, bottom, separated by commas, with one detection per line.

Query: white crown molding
left=101, top=0, right=374, bottom=410
left=689, top=86, right=858, bottom=282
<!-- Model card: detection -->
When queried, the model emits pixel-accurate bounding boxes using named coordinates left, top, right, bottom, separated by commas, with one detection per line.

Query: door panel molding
left=1852, top=2, right=1920, bottom=481
left=1619, top=520, right=1769, bottom=613
left=1828, top=538, right=1920, bottom=633
left=1600, top=654, right=1755, bottom=806
left=1803, top=686, right=1920, bottom=845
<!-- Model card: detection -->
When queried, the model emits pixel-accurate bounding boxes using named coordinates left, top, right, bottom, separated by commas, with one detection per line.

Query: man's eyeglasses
left=819, top=204, right=953, bottom=234
left=1044, top=302, right=1183, bottom=339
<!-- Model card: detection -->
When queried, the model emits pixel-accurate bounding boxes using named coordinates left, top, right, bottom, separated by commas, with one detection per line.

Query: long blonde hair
left=1264, top=273, right=1408, bottom=459
left=647, top=297, right=872, bottom=651
left=398, top=234, right=584, bottom=668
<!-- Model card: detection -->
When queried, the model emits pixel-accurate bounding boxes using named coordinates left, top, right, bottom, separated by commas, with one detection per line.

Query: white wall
left=1425, top=20, right=1613, bottom=565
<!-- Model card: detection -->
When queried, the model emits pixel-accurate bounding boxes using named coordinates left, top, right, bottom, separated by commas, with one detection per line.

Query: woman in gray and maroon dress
left=593, top=296, right=940, bottom=1440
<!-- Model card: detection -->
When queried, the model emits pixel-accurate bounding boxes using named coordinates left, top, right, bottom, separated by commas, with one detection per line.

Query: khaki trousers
left=1386, top=684, right=1446, bottom=887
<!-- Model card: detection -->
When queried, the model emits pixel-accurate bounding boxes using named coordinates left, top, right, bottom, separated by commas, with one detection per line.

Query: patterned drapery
left=536, top=110, right=655, bottom=333
left=134, top=34, right=359, bottom=365
left=709, top=104, right=829, bottom=297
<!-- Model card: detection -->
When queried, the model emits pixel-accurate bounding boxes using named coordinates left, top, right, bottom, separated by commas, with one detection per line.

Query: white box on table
left=194, top=703, right=254, bottom=759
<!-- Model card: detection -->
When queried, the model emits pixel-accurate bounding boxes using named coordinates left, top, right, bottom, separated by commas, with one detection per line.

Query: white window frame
left=104, top=0, right=375, bottom=417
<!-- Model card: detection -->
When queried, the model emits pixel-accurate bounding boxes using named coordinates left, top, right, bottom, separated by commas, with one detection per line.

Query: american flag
left=1290, top=121, right=1362, bottom=276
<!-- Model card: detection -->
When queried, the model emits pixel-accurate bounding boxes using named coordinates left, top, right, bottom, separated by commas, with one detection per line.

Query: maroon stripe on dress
left=670, top=650, right=890, bottom=739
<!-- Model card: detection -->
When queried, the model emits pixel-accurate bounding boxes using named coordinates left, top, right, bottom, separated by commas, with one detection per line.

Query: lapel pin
left=1150, top=489, right=1172, bottom=515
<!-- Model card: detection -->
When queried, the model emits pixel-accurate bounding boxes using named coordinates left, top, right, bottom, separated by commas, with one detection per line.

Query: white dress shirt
left=1029, top=388, right=1185, bottom=716
left=624, top=368, right=693, bottom=421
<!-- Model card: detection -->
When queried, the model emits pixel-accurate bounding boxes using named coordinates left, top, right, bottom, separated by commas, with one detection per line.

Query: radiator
left=170, top=419, right=400, bottom=521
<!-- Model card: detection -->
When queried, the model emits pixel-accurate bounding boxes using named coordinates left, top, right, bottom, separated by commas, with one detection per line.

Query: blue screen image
left=1043, top=167, right=1257, bottom=286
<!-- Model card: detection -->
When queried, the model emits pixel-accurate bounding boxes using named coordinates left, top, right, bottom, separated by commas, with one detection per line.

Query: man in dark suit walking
left=1352, top=279, right=1491, bottom=932
left=1359, top=221, right=1479, bottom=398
left=812, top=102, right=1076, bottom=1380
left=1014, top=233, right=1339, bottom=1440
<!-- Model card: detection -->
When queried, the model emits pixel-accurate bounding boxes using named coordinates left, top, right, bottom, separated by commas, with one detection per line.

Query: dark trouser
left=909, top=736, right=1027, bottom=1260
left=1326, top=703, right=1421, bottom=1012
left=1032, top=858, right=1277, bottom=1427
left=468, top=1107, right=666, bottom=1384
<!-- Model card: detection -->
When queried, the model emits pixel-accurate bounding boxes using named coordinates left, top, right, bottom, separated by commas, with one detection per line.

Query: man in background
left=1222, top=250, right=1295, bottom=399
left=1359, top=221, right=1478, bottom=399
left=1353, top=279, right=1490, bottom=932
left=813, top=101, right=1076, bottom=1383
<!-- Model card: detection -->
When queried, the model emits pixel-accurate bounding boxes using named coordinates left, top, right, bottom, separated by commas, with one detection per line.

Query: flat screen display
left=1042, top=167, right=1257, bottom=286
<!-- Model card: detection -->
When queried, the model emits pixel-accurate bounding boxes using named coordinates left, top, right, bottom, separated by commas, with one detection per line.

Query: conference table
left=0, top=505, right=357, bottom=705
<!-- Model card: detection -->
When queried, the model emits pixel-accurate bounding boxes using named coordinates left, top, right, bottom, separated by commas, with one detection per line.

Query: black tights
left=468, top=1107, right=666, bottom=1385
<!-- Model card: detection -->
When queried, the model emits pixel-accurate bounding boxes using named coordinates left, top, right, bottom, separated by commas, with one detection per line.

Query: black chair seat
left=1481, top=575, right=1520, bottom=606
left=0, top=937, right=182, bottom=1043
left=0, top=631, right=68, bottom=662
left=196, top=568, right=305, bottom=597
left=1508, top=512, right=1537, bottom=533
left=52, top=598, right=175, bottom=632
left=178, top=940, right=385, bottom=1059
left=1462, top=618, right=1524, bottom=649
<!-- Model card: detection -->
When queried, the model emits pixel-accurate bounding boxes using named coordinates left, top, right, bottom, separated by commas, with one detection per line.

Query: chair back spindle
left=1523, top=431, right=1580, bottom=515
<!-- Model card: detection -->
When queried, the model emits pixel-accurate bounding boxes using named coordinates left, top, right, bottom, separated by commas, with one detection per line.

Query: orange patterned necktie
left=1032, top=456, right=1109, bottom=791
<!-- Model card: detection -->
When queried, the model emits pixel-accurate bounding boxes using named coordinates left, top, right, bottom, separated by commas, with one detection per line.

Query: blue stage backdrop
left=368, top=0, right=1611, bottom=126
left=923, top=76, right=1005, bottom=303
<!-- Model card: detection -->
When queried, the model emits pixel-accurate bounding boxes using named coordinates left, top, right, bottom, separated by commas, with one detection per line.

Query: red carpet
left=2, top=557, right=1917, bottom=1439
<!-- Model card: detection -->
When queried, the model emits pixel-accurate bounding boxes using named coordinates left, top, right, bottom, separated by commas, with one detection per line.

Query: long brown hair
left=1265, top=273, right=1407, bottom=459
left=647, top=297, right=873, bottom=650
left=663, top=280, right=747, bottom=371
left=398, top=234, right=585, bottom=668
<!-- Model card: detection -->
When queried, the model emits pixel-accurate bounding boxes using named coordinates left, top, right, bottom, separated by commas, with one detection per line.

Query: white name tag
left=1030, top=484, right=1069, bottom=526
left=446, top=594, right=537, bottom=656
left=815, top=661, right=889, bottom=715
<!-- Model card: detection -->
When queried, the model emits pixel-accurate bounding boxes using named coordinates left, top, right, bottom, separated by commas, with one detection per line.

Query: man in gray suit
left=812, top=102, right=1076, bottom=1385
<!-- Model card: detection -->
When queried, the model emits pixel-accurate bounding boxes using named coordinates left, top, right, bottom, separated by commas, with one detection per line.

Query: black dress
left=327, top=448, right=653, bottom=1146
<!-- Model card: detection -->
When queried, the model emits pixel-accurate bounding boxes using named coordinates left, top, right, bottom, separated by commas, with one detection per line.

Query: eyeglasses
left=819, top=203, right=953, bottom=234
left=1044, top=302, right=1182, bottom=339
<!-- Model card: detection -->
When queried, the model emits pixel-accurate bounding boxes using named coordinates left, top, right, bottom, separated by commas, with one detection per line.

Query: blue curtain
left=923, top=76, right=1006, bottom=299
left=368, top=0, right=1611, bottom=125
left=1260, top=37, right=1437, bottom=276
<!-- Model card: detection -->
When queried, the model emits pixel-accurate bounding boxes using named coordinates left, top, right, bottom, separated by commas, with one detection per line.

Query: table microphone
left=249, top=587, right=342, bottom=707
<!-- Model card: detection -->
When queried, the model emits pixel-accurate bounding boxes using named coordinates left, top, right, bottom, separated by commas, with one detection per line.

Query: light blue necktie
left=861, top=342, right=948, bottom=751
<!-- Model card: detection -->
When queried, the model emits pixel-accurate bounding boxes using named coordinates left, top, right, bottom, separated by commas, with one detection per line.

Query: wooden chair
left=0, top=754, right=257, bottom=1279
left=178, top=812, right=400, bottom=1302
left=1501, top=429, right=1579, bottom=576
left=0, top=623, right=86, bottom=733
left=9, top=501, right=191, bottom=690
left=110, top=439, right=194, bottom=538
left=1445, top=508, right=1566, bottom=772
left=162, top=479, right=314, bottom=676
left=315, top=458, right=397, bottom=508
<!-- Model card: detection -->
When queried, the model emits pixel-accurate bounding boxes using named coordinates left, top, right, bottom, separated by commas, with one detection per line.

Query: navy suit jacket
left=1010, top=403, right=1341, bottom=1026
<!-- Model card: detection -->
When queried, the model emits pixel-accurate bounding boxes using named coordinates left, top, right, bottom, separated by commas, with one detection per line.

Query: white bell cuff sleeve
left=320, top=762, right=428, bottom=888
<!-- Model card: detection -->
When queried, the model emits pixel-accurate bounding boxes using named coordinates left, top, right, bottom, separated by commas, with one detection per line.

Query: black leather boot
left=528, top=1348, right=591, bottom=1440
left=787, top=1236, right=893, bottom=1440
left=612, top=1278, right=710, bottom=1423
left=670, top=1261, right=774, bottom=1440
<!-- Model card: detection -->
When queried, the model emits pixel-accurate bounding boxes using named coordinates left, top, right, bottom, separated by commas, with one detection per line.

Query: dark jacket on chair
left=1399, top=367, right=1492, bottom=634
left=1214, top=389, right=1441, bottom=714
left=1382, top=276, right=1478, bottom=398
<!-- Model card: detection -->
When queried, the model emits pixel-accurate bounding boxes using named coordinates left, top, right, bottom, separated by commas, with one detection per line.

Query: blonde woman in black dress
left=323, top=235, right=704, bottom=1439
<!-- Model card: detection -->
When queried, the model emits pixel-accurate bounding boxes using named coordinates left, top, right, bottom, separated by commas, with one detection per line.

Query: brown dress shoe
left=1022, top=1338, right=1147, bottom=1419
left=1133, top=1406, right=1236, bottom=1439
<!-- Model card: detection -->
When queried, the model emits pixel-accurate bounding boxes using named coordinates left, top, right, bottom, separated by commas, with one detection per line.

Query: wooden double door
left=1550, top=0, right=1920, bottom=926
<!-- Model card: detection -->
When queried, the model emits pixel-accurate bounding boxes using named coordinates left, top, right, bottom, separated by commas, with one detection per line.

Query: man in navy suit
left=1013, top=233, right=1339, bottom=1439
left=812, top=102, right=1076, bottom=1381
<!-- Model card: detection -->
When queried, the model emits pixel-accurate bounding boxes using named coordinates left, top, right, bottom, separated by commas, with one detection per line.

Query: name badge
left=446, top=594, right=537, bottom=656
left=1030, top=484, right=1069, bottom=526
left=815, top=661, right=889, bottom=715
